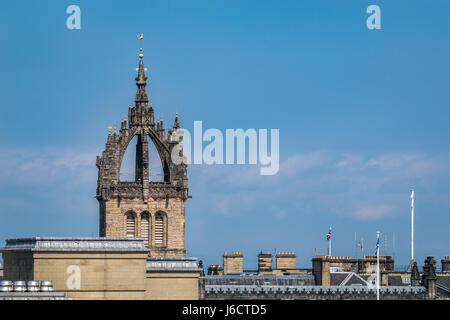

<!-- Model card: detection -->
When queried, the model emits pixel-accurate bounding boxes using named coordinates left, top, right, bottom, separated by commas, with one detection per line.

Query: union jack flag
left=326, top=226, right=332, bottom=241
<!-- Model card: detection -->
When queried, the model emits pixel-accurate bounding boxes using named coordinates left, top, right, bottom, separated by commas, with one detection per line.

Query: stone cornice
left=2, top=237, right=149, bottom=253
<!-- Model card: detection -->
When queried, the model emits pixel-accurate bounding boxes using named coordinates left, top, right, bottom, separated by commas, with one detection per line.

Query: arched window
left=126, top=212, right=136, bottom=238
left=140, top=212, right=150, bottom=247
left=155, top=212, right=166, bottom=246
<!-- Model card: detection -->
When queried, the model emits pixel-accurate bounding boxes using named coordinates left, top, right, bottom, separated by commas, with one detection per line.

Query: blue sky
left=0, top=0, right=449, bottom=269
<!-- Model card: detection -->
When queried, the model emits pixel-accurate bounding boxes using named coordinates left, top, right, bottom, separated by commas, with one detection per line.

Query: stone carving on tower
left=96, top=35, right=189, bottom=257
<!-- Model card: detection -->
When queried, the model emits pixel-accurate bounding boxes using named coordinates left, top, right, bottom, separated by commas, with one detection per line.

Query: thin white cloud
left=280, top=151, right=328, bottom=174
left=0, top=148, right=98, bottom=185
left=336, top=154, right=364, bottom=168
left=353, top=204, right=395, bottom=221
left=189, top=150, right=446, bottom=221
left=363, top=153, right=435, bottom=174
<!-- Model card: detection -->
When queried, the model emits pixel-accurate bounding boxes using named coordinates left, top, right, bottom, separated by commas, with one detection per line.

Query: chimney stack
left=441, top=256, right=450, bottom=273
left=223, top=251, right=243, bottom=274
left=258, top=251, right=273, bottom=275
left=275, top=251, right=296, bottom=270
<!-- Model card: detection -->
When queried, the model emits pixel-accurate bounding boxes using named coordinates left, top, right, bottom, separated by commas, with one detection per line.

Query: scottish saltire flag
left=326, top=226, right=332, bottom=241
left=374, top=236, right=380, bottom=254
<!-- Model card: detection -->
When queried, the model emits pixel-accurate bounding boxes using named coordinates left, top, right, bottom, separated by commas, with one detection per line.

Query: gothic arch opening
left=119, top=134, right=167, bottom=182
left=148, top=135, right=165, bottom=182
left=120, top=135, right=138, bottom=182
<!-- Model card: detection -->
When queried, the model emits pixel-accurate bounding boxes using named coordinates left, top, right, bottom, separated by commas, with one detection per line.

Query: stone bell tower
left=96, top=37, right=189, bottom=258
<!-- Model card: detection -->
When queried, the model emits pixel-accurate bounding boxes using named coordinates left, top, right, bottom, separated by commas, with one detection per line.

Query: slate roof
left=205, top=274, right=315, bottom=286
left=437, top=275, right=450, bottom=297
left=330, top=272, right=368, bottom=286
left=330, top=273, right=348, bottom=286
left=388, top=275, right=409, bottom=286
left=437, top=275, right=450, bottom=289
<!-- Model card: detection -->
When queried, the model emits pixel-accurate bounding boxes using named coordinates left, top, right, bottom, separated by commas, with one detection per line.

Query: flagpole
left=329, top=236, right=332, bottom=256
left=328, top=226, right=332, bottom=256
left=361, top=238, right=364, bottom=260
left=411, top=189, right=414, bottom=262
left=376, top=231, right=380, bottom=301
left=361, top=238, right=364, bottom=272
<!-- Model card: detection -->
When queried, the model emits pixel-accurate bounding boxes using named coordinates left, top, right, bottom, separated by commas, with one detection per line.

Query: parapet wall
left=205, top=285, right=426, bottom=300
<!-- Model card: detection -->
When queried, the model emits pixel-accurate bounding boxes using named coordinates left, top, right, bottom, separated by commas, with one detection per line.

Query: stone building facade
left=95, top=52, right=188, bottom=258
left=1, top=237, right=149, bottom=300
left=1, top=237, right=203, bottom=300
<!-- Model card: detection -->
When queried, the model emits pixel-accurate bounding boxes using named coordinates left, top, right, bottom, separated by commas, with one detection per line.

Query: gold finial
left=137, top=33, right=144, bottom=58
left=113, top=123, right=117, bottom=134
left=108, top=126, right=112, bottom=135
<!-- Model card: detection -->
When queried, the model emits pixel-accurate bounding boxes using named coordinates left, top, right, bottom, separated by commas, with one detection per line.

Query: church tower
left=96, top=37, right=189, bottom=257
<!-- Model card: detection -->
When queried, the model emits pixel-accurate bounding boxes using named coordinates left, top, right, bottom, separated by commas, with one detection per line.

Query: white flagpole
left=329, top=236, right=331, bottom=256
left=411, top=189, right=415, bottom=262
left=376, top=231, right=380, bottom=301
